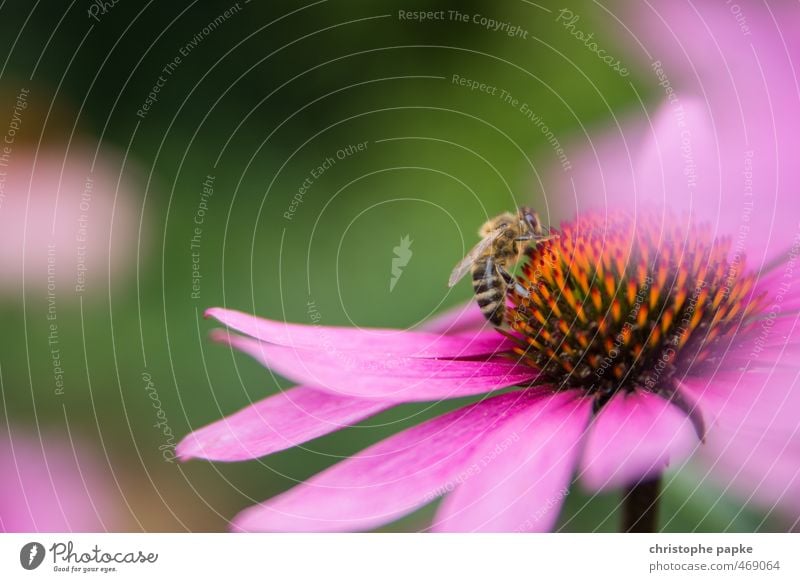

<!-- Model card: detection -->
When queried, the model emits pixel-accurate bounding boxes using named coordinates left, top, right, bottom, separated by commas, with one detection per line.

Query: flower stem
left=622, top=477, right=661, bottom=532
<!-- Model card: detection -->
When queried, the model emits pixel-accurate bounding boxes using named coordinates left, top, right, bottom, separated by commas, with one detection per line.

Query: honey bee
left=449, top=207, right=555, bottom=326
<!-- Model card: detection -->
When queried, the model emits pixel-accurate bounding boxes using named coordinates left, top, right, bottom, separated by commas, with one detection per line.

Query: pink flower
left=179, top=138, right=800, bottom=530
left=0, top=427, right=118, bottom=532
left=0, top=146, right=140, bottom=295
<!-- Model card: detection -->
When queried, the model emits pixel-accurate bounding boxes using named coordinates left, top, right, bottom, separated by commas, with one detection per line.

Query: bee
left=448, top=207, right=555, bottom=326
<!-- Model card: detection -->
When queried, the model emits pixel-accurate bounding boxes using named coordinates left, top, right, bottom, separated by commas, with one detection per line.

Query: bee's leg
left=518, top=233, right=557, bottom=243
left=497, top=266, right=529, bottom=297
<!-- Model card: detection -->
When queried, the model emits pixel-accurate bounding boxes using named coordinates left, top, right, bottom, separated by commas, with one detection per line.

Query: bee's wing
left=448, top=229, right=503, bottom=287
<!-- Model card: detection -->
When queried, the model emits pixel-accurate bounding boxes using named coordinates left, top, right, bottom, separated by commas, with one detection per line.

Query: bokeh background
left=0, top=0, right=792, bottom=532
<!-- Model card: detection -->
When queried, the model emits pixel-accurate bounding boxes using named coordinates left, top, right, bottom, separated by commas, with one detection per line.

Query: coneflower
left=179, top=199, right=797, bottom=531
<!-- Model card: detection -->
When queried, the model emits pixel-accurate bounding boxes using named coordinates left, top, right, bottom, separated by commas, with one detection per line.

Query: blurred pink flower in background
left=0, top=146, right=140, bottom=295
left=553, top=0, right=800, bottom=519
left=0, top=427, right=118, bottom=532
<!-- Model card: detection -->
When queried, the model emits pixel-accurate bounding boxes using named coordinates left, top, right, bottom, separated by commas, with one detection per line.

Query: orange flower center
left=507, top=212, right=766, bottom=408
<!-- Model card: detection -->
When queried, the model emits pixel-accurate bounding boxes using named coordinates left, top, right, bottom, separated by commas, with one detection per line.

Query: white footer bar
left=1, top=533, right=798, bottom=581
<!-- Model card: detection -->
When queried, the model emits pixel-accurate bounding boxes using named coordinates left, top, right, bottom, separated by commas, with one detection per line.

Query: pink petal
left=753, top=270, right=800, bottom=317
left=579, top=391, right=698, bottom=491
left=579, top=98, right=764, bottom=257
left=717, top=312, right=800, bottom=368
left=634, top=99, right=720, bottom=222
left=177, top=386, right=392, bottom=462
left=206, top=307, right=513, bottom=358
left=432, top=391, right=589, bottom=532
left=214, top=331, right=539, bottom=401
left=547, top=112, right=641, bottom=216
left=626, top=1, right=800, bottom=81
left=681, top=365, right=800, bottom=434
left=553, top=98, right=776, bottom=258
left=231, top=390, right=548, bottom=532
left=680, top=312, right=800, bottom=433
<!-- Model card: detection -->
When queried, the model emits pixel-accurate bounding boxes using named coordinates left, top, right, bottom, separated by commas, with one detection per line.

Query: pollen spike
left=604, top=273, right=616, bottom=298
left=637, top=305, right=649, bottom=329
left=532, top=309, right=547, bottom=326
left=648, top=327, right=662, bottom=348
left=626, top=280, right=637, bottom=304
left=611, top=299, right=621, bottom=322
left=726, top=300, right=743, bottom=321
left=660, top=310, right=675, bottom=334
left=547, top=298, right=563, bottom=318
left=649, top=287, right=660, bottom=310
left=673, top=289, right=687, bottom=312
left=590, top=288, right=602, bottom=311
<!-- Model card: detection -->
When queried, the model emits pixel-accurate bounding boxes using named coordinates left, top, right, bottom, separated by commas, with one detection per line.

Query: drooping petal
left=177, top=386, right=391, bottom=462
left=432, top=390, right=589, bottom=532
left=206, top=307, right=514, bottom=358
left=213, top=330, right=539, bottom=401
left=579, top=391, right=698, bottom=491
left=231, top=389, right=548, bottom=532
left=680, top=364, right=800, bottom=434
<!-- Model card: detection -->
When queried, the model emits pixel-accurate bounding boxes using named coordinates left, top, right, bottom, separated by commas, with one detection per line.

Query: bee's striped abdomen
left=472, top=259, right=506, bottom=325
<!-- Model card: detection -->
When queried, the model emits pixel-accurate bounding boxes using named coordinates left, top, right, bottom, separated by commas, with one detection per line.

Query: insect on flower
left=448, top=207, right=556, bottom=326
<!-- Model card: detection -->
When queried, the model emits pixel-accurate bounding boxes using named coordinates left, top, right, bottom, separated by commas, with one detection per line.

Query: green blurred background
left=0, top=0, right=783, bottom=531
